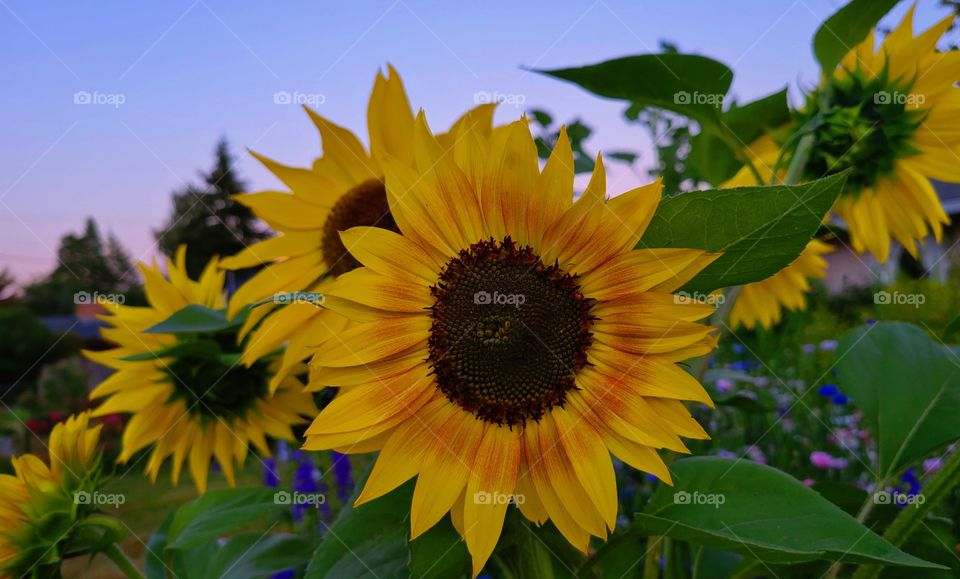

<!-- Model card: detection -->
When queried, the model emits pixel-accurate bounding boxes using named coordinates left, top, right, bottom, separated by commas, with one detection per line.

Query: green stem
left=693, top=286, right=742, bottom=382
left=102, top=543, right=145, bottom=579
left=783, top=133, right=815, bottom=186
left=852, top=450, right=960, bottom=579
left=643, top=536, right=663, bottom=579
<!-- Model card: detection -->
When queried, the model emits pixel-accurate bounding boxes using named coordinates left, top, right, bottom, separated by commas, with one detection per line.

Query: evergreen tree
left=155, top=138, right=267, bottom=278
left=23, top=218, right=139, bottom=315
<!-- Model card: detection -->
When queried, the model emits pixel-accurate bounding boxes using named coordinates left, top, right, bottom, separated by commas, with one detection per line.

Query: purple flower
left=747, top=446, right=768, bottom=465
left=901, top=467, right=921, bottom=496
left=276, top=440, right=290, bottom=463
left=331, top=452, right=354, bottom=503
left=263, top=457, right=280, bottom=488
left=922, top=458, right=943, bottom=475
left=716, top=378, right=734, bottom=393
left=802, top=344, right=816, bottom=354
left=819, top=339, right=839, bottom=351
left=291, top=456, right=321, bottom=522
left=810, top=451, right=848, bottom=469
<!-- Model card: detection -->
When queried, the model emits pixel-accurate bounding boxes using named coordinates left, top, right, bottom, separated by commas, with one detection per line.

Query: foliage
left=23, top=218, right=142, bottom=315
left=0, top=307, right=75, bottom=399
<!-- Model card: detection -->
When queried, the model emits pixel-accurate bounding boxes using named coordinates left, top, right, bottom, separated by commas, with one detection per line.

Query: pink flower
left=810, top=451, right=848, bottom=469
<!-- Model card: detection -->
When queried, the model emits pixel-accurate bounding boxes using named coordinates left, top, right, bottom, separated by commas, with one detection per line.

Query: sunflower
left=1, top=413, right=102, bottom=575
left=220, top=66, right=497, bottom=391
left=84, top=247, right=315, bottom=493
left=730, top=239, right=833, bottom=330
left=303, top=114, right=719, bottom=574
left=801, top=6, right=958, bottom=262
left=722, top=136, right=835, bottom=330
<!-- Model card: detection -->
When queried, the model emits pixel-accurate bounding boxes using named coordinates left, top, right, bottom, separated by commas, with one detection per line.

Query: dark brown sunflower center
left=321, top=179, right=398, bottom=276
left=428, top=237, right=595, bottom=426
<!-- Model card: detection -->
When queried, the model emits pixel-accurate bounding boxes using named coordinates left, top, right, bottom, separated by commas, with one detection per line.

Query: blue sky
left=0, top=0, right=952, bottom=285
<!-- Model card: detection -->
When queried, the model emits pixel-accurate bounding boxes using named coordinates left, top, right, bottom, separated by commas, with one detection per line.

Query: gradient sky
left=1, top=0, right=952, bottom=287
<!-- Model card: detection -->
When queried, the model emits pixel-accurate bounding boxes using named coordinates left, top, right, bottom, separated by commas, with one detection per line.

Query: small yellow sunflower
left=805, top=6, right=958, bottom=262
left=220, top=66, right=497, bottom=391
left=84, top=247, right=315, bottom=492
left=1, top=413, right=102, bottom=575
left=304, top=114, right=719, bottom=574
left=730, top=239, right=833, bottom=330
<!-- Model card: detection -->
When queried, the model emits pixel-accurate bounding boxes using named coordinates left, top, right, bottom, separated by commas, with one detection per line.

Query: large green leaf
left=687, top=89, right=790, bottom=185
left=837, top=322, right=960, bottom=480
left=145, top=304, right=246, bottom=334
left=537, top=54, right=733, bottom=134
left=637, top=172, right=848, bottom=292
left=167, top=487, right=284, bottom=550
left=813, top=0, right=902, bottom=73
left=305, top=481, right=409, bottom=578
left=306, top=478, right=469, bottom=579
left=628, top=457, right=943, bottom=569
left=409, top=516, right=470, bottom=579
left=207, top=534, right=313, bottom=579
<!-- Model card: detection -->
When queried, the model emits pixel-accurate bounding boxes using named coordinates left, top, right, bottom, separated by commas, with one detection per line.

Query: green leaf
left=637, top=172, right=848, bottom=292
left=712, top=392, right=775, bottom=413
left=528, top=109, right=553, bottom=127
left=630, top=457, right=944, bottom=568
left=306, top=480, right=411, bottom=578
left=207, top=534, right=313, bottom=579
left=307, top=471, right=469, bottom=579
left=813, top=0, right=902, bottom=73
left=144, top=304, right=246, bottom=334
left=167, top=487, right=284, bottom=550
left=409, top=516, right=470, bottom=579
left=536, top=54, right=733, bottom=134
left=606, top=151, right=639, bottom=164
left=836, top=322, right=960, bottom=480
left=687, top=89, right=791, bottom=185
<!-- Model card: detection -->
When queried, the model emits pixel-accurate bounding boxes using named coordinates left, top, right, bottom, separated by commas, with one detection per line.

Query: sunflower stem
left=784, top=132, right=815, bottom=186
left=643, top=535, right=663, bottom=579
left=693, top=285, right=741, bottom=383
left=851, top=449, right=960, bottom=579
left=103, top=543, right=145, bottom=579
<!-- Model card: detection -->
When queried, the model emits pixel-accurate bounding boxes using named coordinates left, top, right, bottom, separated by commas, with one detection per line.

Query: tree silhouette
left=155, top=138, right=267, bottom=278
left=24, top=218, right=139, bottom=315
